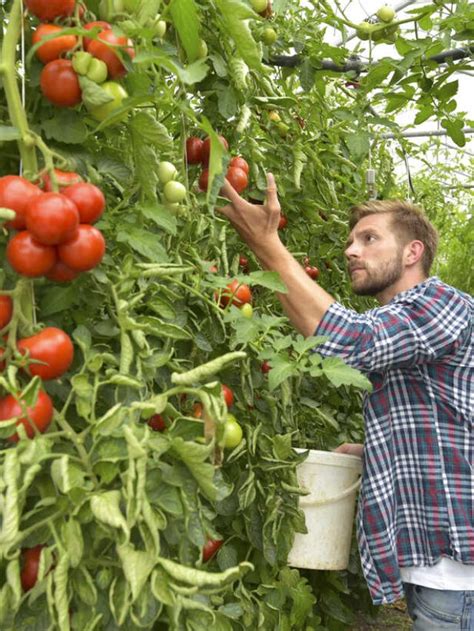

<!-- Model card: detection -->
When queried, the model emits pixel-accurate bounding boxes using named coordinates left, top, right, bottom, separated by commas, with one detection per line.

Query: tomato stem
left=0, top=0, right=38, bottom=176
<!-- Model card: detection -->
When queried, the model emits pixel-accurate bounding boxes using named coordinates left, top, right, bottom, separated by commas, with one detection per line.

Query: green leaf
left=169, top=0, right=201, bottom=62
left=345, top=131, right=370, bottom=159
left=267, top=356, right=298, bottom=391
left=90, top=490, right=129, bottom=536
left=79, top=76, right=114, bottom=109
left=129, top=112, right=172, bottom=148
left=134, top=52, right=208, bottom=85
left=0, top=126, right=20, bottom=141
left=117, top=544, right=156, bottom=602
left=247, top=271, right=288, bottom=292
left=321, top=357, right=372, bottom=390
left=441, top=118, right=466, bottom=147
left=61, top=519, right=84, bottom=568
left=138, top=316, right=192, bottom=340
left=40, top=284, right=79, bottom=316
left=438, top=80, right=458, bottom=101
left=116, top=228, right=169, bottom=262
left=41, top=110, right=87, bottom=144
left=215, top=0, right=263, bottom=71
left=139, top=203, right=177, bottom=235
left=170, top=438, right=216, bottom=500
left=51, top=455, right=87, bottom=494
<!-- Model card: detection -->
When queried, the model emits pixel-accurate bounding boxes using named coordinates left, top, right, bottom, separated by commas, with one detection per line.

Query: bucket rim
left=293, top=447, right=362, bottom=471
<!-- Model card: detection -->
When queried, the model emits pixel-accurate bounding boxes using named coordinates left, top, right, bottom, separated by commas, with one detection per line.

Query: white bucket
left=288, top=449, right=362, bottom=571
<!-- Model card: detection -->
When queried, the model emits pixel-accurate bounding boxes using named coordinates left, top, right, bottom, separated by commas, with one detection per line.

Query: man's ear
left=405, top=240, right=425, bottom=267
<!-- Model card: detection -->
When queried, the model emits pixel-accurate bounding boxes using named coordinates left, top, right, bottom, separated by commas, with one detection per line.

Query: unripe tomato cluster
left=157, top=161, right=187, bottom=208
left=28, top=3, right=133, bottom=116
left=0, top=172, right=106, bottom=280
left=186, top=135, right=250, bottom=195
left=356, top=5, right=399, bottom=43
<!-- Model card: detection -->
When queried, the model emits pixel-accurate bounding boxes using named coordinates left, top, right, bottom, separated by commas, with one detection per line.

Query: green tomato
left=277, top=122, right=290, bottom=137
left=356, top=21, right=372, bottom=40
left=86, top=58, right=108, bottom=84
left=99, top=0, right=124, bottom=21
left=163, top=181, right=187, bottom=203
left=197, top=40, right=208, bottom=59
left=156, top=20, right=167, bottom=38
left=251, top=0, right=268, bottom=12
left=72, top=51, right=92, bottom=76
left=223, top=414, right=243, bottom=449
left=261, top=27, right=277, bottom=45
left=240, top=303, right=253, bottom=318
left=89, top=81, right=128, bottom=122
left=158, top=161, right=177, bottom=184
left=376, top=5, right=396, bottom=22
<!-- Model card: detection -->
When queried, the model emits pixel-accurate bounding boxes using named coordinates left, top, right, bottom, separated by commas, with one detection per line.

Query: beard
left=350, top=250, right=404, bottom=296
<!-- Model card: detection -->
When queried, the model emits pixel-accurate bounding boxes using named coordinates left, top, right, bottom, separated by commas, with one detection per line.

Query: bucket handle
left=299, top=477, right=361, bottom=507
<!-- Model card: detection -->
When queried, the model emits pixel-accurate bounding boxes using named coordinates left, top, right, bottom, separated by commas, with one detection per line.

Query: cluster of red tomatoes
left=1, top=170, right=106, bottom=281
left=27, top=1, right=133, bottom=114
left=186, top=135, right=250, bottom=195
left=0, top=296, right=73, bottom=442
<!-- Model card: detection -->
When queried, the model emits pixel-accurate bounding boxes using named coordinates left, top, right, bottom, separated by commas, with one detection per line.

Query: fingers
left=265, top=172, right=280, bottom=212
left=220, top=178, right=242, bottom=204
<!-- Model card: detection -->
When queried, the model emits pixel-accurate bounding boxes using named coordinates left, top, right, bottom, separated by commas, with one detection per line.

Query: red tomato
left=0, top=296, right=13, bottom=330
left=7, top=232, right=57, bottom=277
left=147, top=414, right=167, bottom=432
left=32, top=24, right=77, bottom=64
left=192, top=402, right=203, bottom=418
left=0, top=347, right=6, bottom=372
left=41, top=169, right=83, bottom=192
left=278, top=214, right=288, bottom=230
left=26, top=192, right=79, bottom=245
left=0, top=175, right=42, bottom=230
left=18, top=327, right=74, bottom=380
left=40, top=59, right=81, bottom=108
left=58, top=225, right=105, bottom=271
left=20, top=545, right=45, bottom=592
left=219, top=279, right=252, bottom=307
left=226, top=166, right=248, bottom=193
left=229, top=156, right=249, bottom=174
left=200, top=135, right=229, bottom=166
left=83, top=20, right=112, bottom=49
left=46, top=260, right=79, bottom=283
left=198, top=169, right=209, bottom=192
left=186, top=137, right=204, bottom=164
left=25, top=0, right=75, bottom=21
left=87, top=30, right=135, bottom=79
left=304, top=265, right=319, bottom=280
left=239, top=255, right=249, bottom=273
left=261, top=360, right=271, bottom=374
left=202, top=539, right=223, bottom=562
left=0, top=389, right=54, bottom=442
left=222, top=384, right=234, bottom=408
left=62, top=183, right=105, bottom=224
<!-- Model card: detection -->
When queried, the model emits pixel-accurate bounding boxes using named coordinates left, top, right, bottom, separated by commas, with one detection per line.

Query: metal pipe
left=380, top=128, right=474, bottom=139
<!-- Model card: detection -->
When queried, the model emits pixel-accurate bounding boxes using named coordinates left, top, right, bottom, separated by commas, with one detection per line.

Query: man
left=219, top=174, right=473, bottom=628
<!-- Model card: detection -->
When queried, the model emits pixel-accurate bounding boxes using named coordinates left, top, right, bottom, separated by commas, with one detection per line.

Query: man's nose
left=345, top=242, right=359, bottom=259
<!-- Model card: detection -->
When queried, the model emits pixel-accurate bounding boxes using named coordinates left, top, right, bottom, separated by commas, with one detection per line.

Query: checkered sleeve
left=315, top=282, right=471, bottom=372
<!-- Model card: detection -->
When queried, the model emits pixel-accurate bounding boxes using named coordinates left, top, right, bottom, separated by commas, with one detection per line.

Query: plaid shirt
left=315, top=277, right=473, bottom=604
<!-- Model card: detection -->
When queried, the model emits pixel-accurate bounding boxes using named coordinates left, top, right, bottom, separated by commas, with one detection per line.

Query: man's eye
left=366, top=235, right=376, bottom=242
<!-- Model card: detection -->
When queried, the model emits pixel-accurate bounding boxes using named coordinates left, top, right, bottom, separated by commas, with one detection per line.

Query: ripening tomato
left=25, top=0, right=75, bottom=21
left=7, top=232, right=57, bottom=277
left=18, top=327, right=74, bottom=380
left=221, top=384, right=234, bottom=408
left=223, top=413, right=243, bottom=448
left=240, top=303, right=253, bottom=318
left=239, top=255, right=249, bottom=273
left=219, top=279, right=252, bottom=308
left=198, top=169, right=209, bottom=192
left=186, top=137, right=204, bottom=164
left=26, top=193, right=79, bottom=245
left=278, top=214, right=288, bottom=230
left=202, top=539, right=223, bottom=562
left=261, top=360, right=271, bottom=374
left=304, top=265, right=319, bottom=280
left=20, top=545, right=45, bottom=592
left=62, top=183, right=105, bottom=224
left=0, top=389, right=54, bottom=442
left=40, top=59, right=81, bottom=108
left=147, top=414, right=166, bottom=432
left=0, top=175, right=42, bottom=230
left=229, top=156, right=249, bottom=174
left=87, top=30, right=135, bottom=79
left=192, top=402, right=203, bottom=418
left=0, top=296, right=13, bottom=330
left=226, top=166, right=248, bottom=193
left=41, top=169, right=83, bottom=192
left=58, top=225, right=105, bottom=271
left=83, top=20, right=112, bottom=49
left=200, top=135, right=229, bottom=166
left=32, top=24, right=77, bottom=64
left=46, top=260, right=79, bottom=283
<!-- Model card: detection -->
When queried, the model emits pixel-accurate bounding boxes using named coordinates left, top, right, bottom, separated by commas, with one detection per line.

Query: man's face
left=344, top=213, right=405, bottom=296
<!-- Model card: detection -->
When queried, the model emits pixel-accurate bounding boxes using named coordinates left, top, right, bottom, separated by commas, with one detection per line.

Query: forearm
left=254, top=236, right=335, bottom=336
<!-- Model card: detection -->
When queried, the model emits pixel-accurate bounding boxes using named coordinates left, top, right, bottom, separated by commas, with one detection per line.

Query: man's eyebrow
left=345, top=228, right=379, bottom=249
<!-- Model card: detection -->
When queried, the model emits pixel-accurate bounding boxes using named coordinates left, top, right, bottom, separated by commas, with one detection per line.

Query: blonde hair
left=349, top=200, right=439, bottom=274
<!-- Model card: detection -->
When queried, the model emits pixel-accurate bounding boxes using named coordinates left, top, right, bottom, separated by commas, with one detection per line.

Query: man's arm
left=219, top=174, right=335, bottom=336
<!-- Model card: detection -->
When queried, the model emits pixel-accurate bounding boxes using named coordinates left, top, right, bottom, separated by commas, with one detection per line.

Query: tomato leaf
left=90, top=490, right=129, bottom=536
left=215, top=0, right=263, bottom=71
left=116, top=228, right=168, bottom=262
left=247, top=271, right=287, bottom=292
left=321, top=357, right=373, bottom=391
left=267, top=356, right=299, bottom=391
left=79, top=76, right=114, bottom=109
left=41, top=110, right=87, bottom=144
left=139, top=203, right=177, bottom=235
left=169, top=0, right=201, bottom=62
left=117, top=544, right=156, bottom=602
left=170, top=438, right=217, bottom=500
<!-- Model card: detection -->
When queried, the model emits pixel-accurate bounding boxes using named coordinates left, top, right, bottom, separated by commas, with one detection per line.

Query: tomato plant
left=41, top=169, right=83, bottom=192
left=88, top=81, right=128, bottom=121
left=219, top=279, right=252, bottom=307
left=223, top=413, right=243, bottom=448
left=18, top=327, right=74, bottom=380
left=25, top=0, right=75, bottom=21
left=57, top=224, right=105, bottom=271
left=26, top=192, right=79, bottom=245
left=32, top=24, right=77, bottom=64
left=20, top=545, right=45, bottom=592
left=0, top=389, right=53, bottom=442
left=40, top=59, right=82, bottom=108
left=0, top=175, right=42, bottom=230
left=6, top=231, right=57, bottom=277
left=87, top=30, right=135, bottom=79
left=0, top=296, right=13, bottom=330
left=62, top=183, right=106, bottom=224
left=83, top=20, right=112, bottom=49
